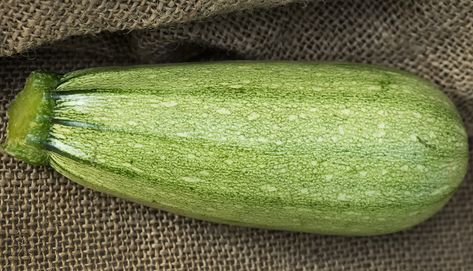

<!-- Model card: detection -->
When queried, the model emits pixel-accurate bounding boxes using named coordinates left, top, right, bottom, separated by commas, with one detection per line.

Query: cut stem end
left=3, top=71, right=59, bottom=165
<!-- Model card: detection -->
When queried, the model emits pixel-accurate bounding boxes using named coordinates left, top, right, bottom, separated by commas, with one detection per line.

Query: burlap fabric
left=1, top=0, right=472, bottom=270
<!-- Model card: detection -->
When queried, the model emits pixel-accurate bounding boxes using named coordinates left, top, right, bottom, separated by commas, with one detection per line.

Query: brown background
left=1, top=0, right=472, bottom=270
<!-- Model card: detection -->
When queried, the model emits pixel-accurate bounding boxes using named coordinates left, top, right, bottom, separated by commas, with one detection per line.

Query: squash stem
left=2, top=71, right=59, bottom=165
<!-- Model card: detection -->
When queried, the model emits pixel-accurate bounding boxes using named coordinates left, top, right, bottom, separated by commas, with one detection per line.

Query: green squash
left=2, top=61, right=468, bottom=235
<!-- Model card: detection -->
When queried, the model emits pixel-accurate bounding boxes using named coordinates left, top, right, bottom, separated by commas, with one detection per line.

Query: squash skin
left=3, top=61, right=468, bottom=235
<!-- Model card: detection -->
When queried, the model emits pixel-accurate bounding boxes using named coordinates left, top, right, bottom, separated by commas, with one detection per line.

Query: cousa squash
left=2, top=61, right=468, bottom=235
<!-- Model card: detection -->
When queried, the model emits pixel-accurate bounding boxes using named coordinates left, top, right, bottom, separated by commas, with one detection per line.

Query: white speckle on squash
left=410, top=134, right=418, bottom=141
left=229, top=84, right=243, bottom=89
left=431, top=185, right=450, bottom=195
left=309, top=107, right=318, bottom=112
left=199, top=170, right=210, bottom=176
left=176, top=132, right=190, bottom=137
left=248, top=112, right=259, bottom=120
left=375, top=131, right=386, bottom=137
left=408, top=211, right=420, bottom=217
left=366, top=190, right=377, bottom=196
left=162, top=101, right=178, bottom=107
left=337, top=193, right=349, bottom=201
left=261, top=184, right=277, bottom=192
left=413, top=112, right=422, bottom=118
left=381, top=169, right=388, bottom=175
left=298, top=207, right=313, bottom=213
left=181, top=176, right=203, bottom=183
left=338, top=127, right=345, bottom=135
left=288, top=115, right=298, bottom=121
left=368, top=85, right=381, bottom=91
left=299, top=188, right=309, bottom=194
left=378, top=123, right=386, bottom=129
left=456, top=124, right=467, bottom=135
left=359, top=171, right=368, bottom=177
left=217, top=108, right=231, bottom=115
left=341, top=108, right=351, bottom=115
left=401, top=165, right=409, bottom=171
left=257, top=137, right=269, bottom=143
left=225, top=159, right=234, bottom=165
left=401, top=88, right=412, bottom=94
left=275, top=140, right=284, bottom=145
left=325, top=175, right=333, bottom=181
left=416, top=165, right=425, bottom=171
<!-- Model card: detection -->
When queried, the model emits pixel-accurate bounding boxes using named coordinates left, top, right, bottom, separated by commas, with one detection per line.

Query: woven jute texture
left=1, top=0, right=473, bottom=270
